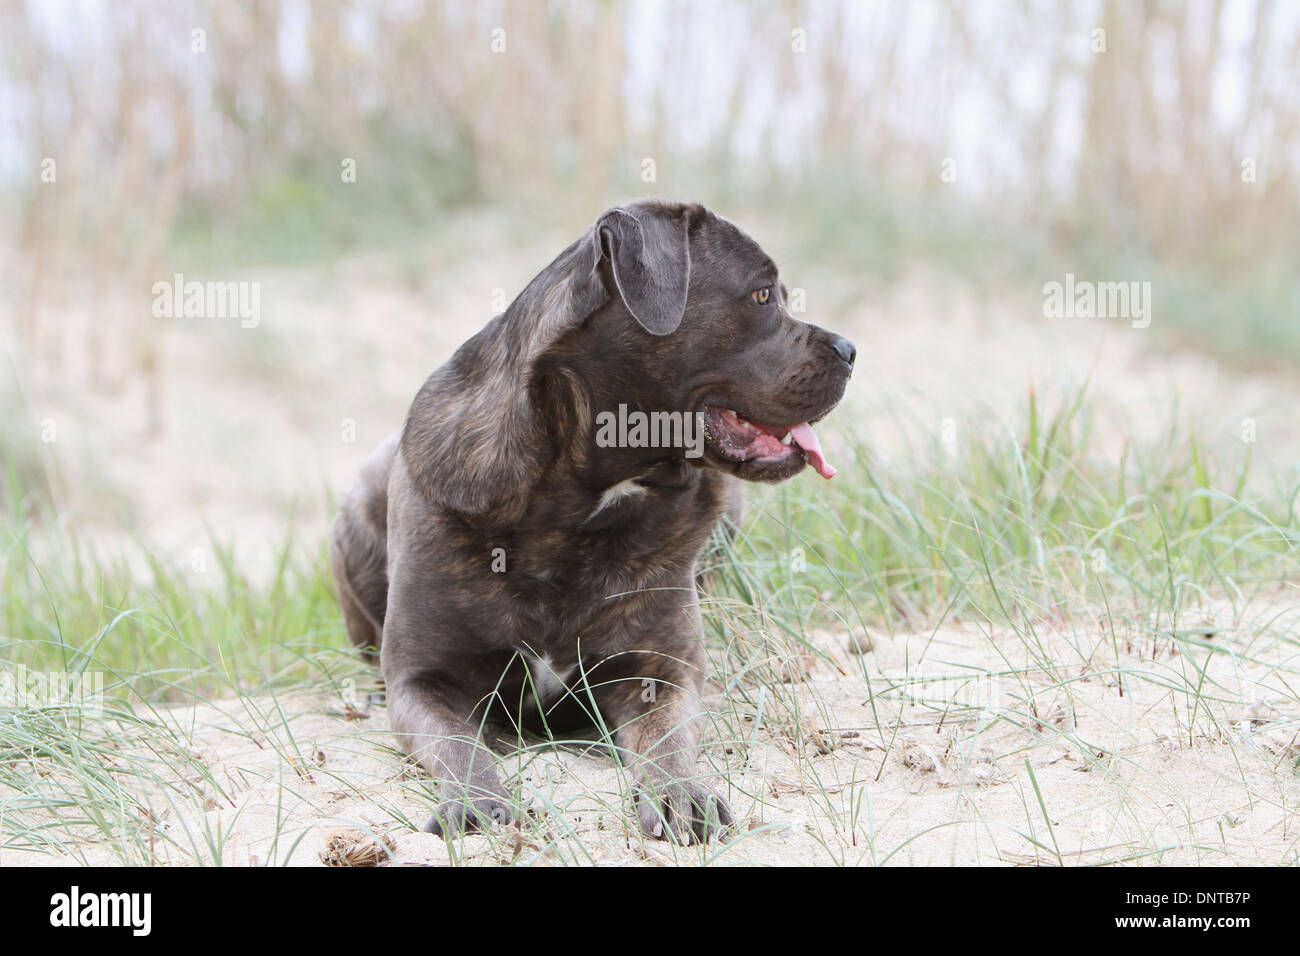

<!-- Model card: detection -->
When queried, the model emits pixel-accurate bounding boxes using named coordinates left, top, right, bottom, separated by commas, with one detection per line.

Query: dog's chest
left=489, top=471, right=726, bottom=658
left=522, top=652, right=576, bottom=704
left=524, top=474, right=719, bottom=580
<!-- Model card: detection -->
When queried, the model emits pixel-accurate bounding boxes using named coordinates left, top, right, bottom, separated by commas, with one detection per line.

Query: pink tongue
left=789, top=423, right=836, bottom=478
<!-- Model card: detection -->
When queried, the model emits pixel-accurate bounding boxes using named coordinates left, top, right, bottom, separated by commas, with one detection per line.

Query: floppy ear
left=401, top=204, right=693, bottom=515
left=596, top=207, right=691, bottom=335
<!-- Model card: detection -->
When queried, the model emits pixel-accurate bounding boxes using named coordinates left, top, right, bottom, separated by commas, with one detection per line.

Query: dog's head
left=571, top=201, right=855, bottom=483
left=404, top=200, right=854, bottom=513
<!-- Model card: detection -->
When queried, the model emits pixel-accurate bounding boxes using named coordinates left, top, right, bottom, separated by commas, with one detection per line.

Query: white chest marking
left=585, top=478, right=648, bottom=522
left=528, top=654, right=575, bottom=704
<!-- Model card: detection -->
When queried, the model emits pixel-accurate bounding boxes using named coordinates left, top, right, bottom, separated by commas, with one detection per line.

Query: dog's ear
left=593, top=207, right=691, bottom=335
left=401, top=204, right=694, bottom=515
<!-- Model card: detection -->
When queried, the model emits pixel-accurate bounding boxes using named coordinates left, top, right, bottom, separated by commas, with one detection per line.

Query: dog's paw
left=422, top=796, right=514, bottom=838
left=634, top=780, right=734, bottom=845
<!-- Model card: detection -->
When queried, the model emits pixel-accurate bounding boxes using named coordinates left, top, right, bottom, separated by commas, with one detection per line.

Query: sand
left=5, top=592, right=1297, bottom=867
left=4, top=210, right=1299, bottom=866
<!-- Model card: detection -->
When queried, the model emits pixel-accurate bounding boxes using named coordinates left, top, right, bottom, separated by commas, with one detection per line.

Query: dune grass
left=1, top=385, right=1298, bottom=865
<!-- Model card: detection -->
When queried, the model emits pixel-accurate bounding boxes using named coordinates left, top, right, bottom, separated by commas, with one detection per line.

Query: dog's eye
left=751, top=287, right=772, bottom=305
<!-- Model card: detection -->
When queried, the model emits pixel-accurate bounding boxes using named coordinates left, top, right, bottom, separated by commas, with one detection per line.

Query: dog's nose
left=830, top=335, right=856, bottom=369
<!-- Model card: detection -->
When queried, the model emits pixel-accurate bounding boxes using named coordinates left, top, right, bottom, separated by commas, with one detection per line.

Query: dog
left=330, top=200, right=855, bottom=843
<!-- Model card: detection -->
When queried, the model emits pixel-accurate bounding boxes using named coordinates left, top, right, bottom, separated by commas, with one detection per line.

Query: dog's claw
left=423, top=795, right=515, bottom=838
left=635, top=781, right=733, bottom=845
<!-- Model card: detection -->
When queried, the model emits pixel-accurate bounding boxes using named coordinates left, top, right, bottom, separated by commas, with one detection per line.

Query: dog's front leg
left=386, top=675, right=514, bottom=837
left=596, top=655, right=734, bottom=845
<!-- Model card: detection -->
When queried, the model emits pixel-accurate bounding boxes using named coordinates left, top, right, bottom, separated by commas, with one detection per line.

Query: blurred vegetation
left=2, top=0, right=1298, bottom=380
left=3, top=2, right=1298, bottom=867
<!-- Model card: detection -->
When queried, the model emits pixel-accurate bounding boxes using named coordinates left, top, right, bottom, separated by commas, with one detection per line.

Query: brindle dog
left=331, top=200, right=855, bottom=843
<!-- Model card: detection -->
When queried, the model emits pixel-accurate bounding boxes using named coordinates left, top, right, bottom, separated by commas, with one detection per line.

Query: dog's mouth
left=700, top=407, right=836, bottom=479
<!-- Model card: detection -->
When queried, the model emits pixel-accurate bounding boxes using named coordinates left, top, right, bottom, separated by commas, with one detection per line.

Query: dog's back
left=329, top=430, right=399, bottom=656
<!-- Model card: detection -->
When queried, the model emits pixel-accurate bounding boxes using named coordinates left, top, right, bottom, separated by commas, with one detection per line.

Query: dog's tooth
left=781, top=432, right=794, bottom=445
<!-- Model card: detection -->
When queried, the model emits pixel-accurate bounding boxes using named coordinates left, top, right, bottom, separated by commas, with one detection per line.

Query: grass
left=1, top=386, right=1298, bottom=865
left=716, top=384, right=1296, bottom=642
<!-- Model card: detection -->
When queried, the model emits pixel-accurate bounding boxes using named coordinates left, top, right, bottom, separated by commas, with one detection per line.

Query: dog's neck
left=528, top=349, right=707, bottom=528
left=575, top=446, right=702, bottom=522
